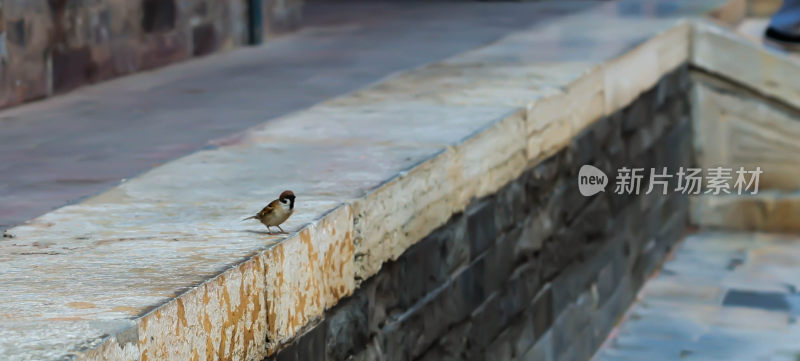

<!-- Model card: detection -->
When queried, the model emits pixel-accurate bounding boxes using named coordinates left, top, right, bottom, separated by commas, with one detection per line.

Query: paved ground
left=0, top=1, right=594, bottom=230
left=593, top=230, right=800, bottom=361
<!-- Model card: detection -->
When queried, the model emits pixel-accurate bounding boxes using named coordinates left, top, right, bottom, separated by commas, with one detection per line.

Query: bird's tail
left=242, top=216, right=256, bottom=221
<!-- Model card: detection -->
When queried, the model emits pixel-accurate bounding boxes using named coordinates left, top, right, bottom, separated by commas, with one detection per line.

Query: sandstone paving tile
left=248, top=101, right=517, bottom=146
left=595, top=231, right=800, bottom=361
left=640, top=277, right=725, bottom=305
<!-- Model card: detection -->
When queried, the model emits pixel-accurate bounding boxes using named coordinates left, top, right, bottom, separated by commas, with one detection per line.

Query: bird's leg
left=265, top=225, right=273, bottom=234
left=277, top=225, right=287, bottom=234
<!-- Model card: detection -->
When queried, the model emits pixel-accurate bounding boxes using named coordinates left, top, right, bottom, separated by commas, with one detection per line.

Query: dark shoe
left=765, top=26, right=800, bottom=47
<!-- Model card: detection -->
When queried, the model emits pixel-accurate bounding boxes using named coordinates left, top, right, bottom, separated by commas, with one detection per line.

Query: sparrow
left=242, top=190, right=296, bottom=234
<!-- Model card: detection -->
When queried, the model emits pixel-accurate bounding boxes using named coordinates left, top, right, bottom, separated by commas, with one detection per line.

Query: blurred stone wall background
left=0, top=0, right=302, bottom=109
left=747, top=0, right=780, bottom=16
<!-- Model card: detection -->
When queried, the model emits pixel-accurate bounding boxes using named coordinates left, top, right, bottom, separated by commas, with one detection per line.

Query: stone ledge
left=692, top=19, right=800, bottom=111
left=690, top=43, right=800, bottom=232
left=0, top=1, right=742, bottom=360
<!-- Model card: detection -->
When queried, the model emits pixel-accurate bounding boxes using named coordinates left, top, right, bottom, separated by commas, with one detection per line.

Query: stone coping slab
left=693, top=19, right=800, bottom=110
left=689, top=19, right=800, bottom=232
left=0, top=1, right=742, bottom=360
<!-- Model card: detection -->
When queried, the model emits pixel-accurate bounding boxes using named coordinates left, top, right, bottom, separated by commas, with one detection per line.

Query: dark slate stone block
left=325, top=293, right=369, bottom=360
left=416, top=343, right=460, bottom=361
left=662, top=118, right=694, bottom=171
left=602, top=178, right=632, bottom=217
left=439, top=319, right=473, bottom=360
left=467, top=200, right=498, bottom=260
left=562, top=180, right=593, bottom=223
left=453, top=263, right=487, bottom=315
left=549, top=233, right=622, bottom=317
left=655, top=206, right=687, bottom=258
left=276, top=322, right=327, bottom=361
left=603, top=111, right=625, bottom=151
left=544, top=182, right=569, bottom=228
left=495, top=181, right=528, bottom=232
left=621, top=93, right=651, bottom=134
left=551, top=291, right=595, bottom=360
left=483, top=327, right=515, bottom=361
left=379, top=268, right=489, bottom=361
left=526, top=155, right=562, bottom=204
left=564, top=130, right=597, bottom=177
left=657, top=65, right=689, bottom=109
left=380, top=320, right=413, bottom=361
left=626, top=124, right=657, bottom=159
left=590, top=115, right=612, bottom=149
left=568, top=195, right=611, bottom=242
left=438, top=214, right=470, bottom=276
left=367, top=219, right=470, bottom=331
left=508, top=262, right=543, bottom=311
left=468, top=278, right=531, bottom=355
left=667, top=96, right=690, bottom=130
left=556, top=323, right=595, bottom=361
left=380, top=298, right=441, bottom=361
left=677, top=64, right=692, bottom=92
left=481, top=230, right=518, bottom=297
left=541, top=227, right=586, bottom=282
left=401, top=234, right=448, bottom=310
left=531, top=285, right=554, bottom=340
left=550, top=265, right=585, bottom=318
left=521, top=328, right=554, bottom=361
left=595, top=265, right=616, bottom=308
left=660, top=194, right=688, bottom=229
left=468, top=293, right=508, bottom=352
left=515, top=211, right=552, bottom=261
left=368, top=261, right=404, bottom=329
left=654, top=73, right=671, bottom=110
left=723, top=290, right=790, bottom=312
left=512, top=308, right=538, bottom=358
left=349, top=340, right=384, bottom=361
left=589, top=274, right=634, bottom=349
left=595, top=248, right=625, bottom=308
left=633, top=239, right=662, bottom=284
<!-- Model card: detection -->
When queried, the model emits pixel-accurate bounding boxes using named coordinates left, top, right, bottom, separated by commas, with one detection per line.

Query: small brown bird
left=242, top=190, right=296, bottom=234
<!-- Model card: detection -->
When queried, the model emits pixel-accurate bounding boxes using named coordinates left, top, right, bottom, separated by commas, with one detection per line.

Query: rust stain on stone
left=202, top=285, right=214, bottom=361
left=111, top=306, right=139, bottom=314
left=66, top=301, right=96, bottom=309
left=176, top=298, right=187, bottom=329
left=46, top=316, right=85, bottom=321
left=217, top=277, right=233, bottom=361
left=265, top=242, right=286, bottom=347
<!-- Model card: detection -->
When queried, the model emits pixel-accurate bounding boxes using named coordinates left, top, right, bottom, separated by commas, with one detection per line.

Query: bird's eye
left=281, top=199, right=288, bottom=204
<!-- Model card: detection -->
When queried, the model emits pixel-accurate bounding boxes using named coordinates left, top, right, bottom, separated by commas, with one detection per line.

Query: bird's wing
left=257, top=199, right=281, bottom=218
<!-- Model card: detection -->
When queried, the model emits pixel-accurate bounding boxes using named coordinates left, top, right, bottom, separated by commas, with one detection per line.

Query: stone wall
left=270, top=67, right=694, bottom=361
left=0, top=0, right=302, bottom=109
left=690, top=72, right=800, bottom=232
